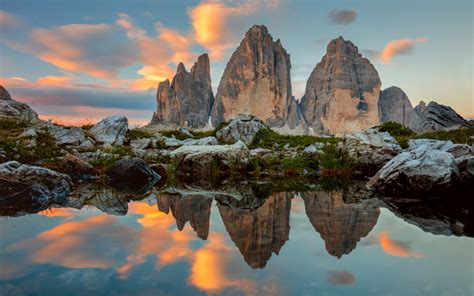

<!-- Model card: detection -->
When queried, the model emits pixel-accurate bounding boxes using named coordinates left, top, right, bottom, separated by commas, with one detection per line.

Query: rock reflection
left=302, top=191, right=380, bottom=258
left=156, top=193, right=213, bottom=240
left=217, top=192, right=292, bottom=268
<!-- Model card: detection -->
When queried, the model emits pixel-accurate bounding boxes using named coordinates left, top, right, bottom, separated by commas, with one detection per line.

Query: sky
left=0, top=0, right=472, bottom=126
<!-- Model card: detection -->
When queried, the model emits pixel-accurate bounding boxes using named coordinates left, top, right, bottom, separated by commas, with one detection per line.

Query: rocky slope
left=414, top=101, right=471, bottom=132
left=211, top=25, right=294, bottom=128
left=379, top=86, right=421, bottom=129
left=151, top=54, right=214, bottom=128
left=0, top=85, right=40, bottom=124
left=300, top=37, right=381, bottom=135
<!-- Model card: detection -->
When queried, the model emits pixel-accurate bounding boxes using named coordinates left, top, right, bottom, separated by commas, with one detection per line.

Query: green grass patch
left=88, top=155, right=121, bottom=175
left=317, top=144, right=354, bottom=176
left=250, top=128, right=340, bottom=150
left=160, top=129, right=191, bottom=140
left=127, top=128, right=155, bottom=140
left=414, top=128, right=474, bottom=145
left=377, top=121, right=416, bottom=148
left=0, top=118, right=28, bottom=130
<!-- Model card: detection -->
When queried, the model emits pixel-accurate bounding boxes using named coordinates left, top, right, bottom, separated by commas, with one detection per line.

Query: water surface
left=1, top=183, right=473, bottom=295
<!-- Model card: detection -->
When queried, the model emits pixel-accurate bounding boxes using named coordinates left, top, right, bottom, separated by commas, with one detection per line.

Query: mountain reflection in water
left=0, top=179, right=473, bottom=296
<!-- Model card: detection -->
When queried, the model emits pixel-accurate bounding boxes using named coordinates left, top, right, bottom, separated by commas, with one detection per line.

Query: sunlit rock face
left=414, top=101, right=472, bottom=132
left=156, top=193, right=213, bottom=240
left=151, top=54, right=214, bottom=128
left=301, top=191, right=380, bottom=258
left=300, top=37, right=381, bottom=135
left=379, top=86, right=421, bottom=129
left=211, top=25, right=293, bottom=128
left=0, top=85, right=40, bottom=124
left=217, top=192, right=292, bottom=268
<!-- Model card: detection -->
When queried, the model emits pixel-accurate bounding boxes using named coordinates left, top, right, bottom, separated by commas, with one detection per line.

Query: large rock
left=216, top=114, right=267, bottom=145
left=0, top=161, right=73, bottom=209
left=379, top=86, right=421, bottom=129
left=0, top=85, right=39, bottom=124
left=343, top=128, right=402, bottom=168
left=211, top=25, right=293, bottom=128
left=89, top=115, right=128, bottom=145
left=106, top=158, right=161, bottom=191
left=151, top=54, right=214, bottom=128
left=170, top=141, right=249, bottom=177
left=46, top=124, right=94, bottom=147
left=414, top=101, right=472, bottom=132
left=367, top=140, right=473, bottom=197
left=300, top=37, right=381, bottom=135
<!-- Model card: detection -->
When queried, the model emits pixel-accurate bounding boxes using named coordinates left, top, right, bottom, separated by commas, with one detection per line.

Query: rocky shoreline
left=1, top=84, right=473, bottom=215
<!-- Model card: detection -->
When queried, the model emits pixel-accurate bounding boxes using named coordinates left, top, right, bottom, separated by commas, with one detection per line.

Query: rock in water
left=106, top=158, right=161, bottom=192
left=216, top=114, right=267, bottom=145
left=414, top=101, right=471, bottom=132
left=211, top=25, right=293, bottom=128
left=0, top=161, right=73, bottom=209
left=151, top=54, right=214, bottom=128
left=0, top=85, right=39, bottom=124
left=300, top=37, right=381, bottom=135
left=89, top=115, right=128, bottom=146
left=379, top=86, right=421, bottom=129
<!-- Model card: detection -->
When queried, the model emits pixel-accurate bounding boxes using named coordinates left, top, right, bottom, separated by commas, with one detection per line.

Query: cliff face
left=300, top=37, right=381, bottom=135
left=156, top=193, right=213, bottom=240
left=211, top=25, right=294, bottom=128
left=414, top=101, right=472, bottom=132
left=379, top=86, right=421, bottom=129
left=301, top=191, right=380, bottom=258
left=217, top=192, right=292, bottom=268
left=151, top=54, right=214, bottom=128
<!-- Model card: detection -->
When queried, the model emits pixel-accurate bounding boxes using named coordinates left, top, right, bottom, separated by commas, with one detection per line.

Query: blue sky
left=0, top=0, right=472, bottom=125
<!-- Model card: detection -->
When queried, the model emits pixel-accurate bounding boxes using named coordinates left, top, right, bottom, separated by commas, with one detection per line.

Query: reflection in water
left=156, top=193, right=213, bottom=240
left=1, top=180, right=473, bottom=295
left=218, top=192, right=292, bottom=268
left=301, top=191, right=380, bottom=258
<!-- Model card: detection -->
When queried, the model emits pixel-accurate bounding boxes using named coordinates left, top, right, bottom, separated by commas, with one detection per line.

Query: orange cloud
left=0, top=10, right=23, bottom=29
left=188, top=0, right=280, bottom=60
left=36, top=75, right=73, bottom=86
left=380, top=37, right=428, bottom=64
left=379, top=232, right=424, bottom=259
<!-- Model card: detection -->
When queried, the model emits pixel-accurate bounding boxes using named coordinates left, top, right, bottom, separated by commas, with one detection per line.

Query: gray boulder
left=106, top=158, right=161, bottom=191
left=0, top=85, right=39, bottom=124
left=46, top=124, right=95, bottom=147
left=343, top=128, right=402, bottom=167
left=90, top=115, right=128, bottom=145
left=367, top=140, right=473, bottom=196
left=216, top=114, right=267, bottom=145
left=0, top=161, right=73, bottom=208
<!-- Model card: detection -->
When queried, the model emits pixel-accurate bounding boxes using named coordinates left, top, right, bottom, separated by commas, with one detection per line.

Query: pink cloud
left=379, top=37, right=428, bottom=64
left=0, top=10, right=23, bottom=30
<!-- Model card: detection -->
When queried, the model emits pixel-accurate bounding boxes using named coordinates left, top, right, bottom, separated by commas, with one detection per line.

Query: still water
left=1, top=182, right=473, bottom=296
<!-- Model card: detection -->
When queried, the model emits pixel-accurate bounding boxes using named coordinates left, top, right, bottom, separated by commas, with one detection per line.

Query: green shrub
left=0, top=118, right=28, bottom=130
left=250, top=128, right=340, bottom=149
left=377, top=121, right=416, bottom=148
left=317, top=144, right=354, bottom=176
left=88, top=155, right=121, bottom=175
left=160, top=129, right=191, bottom=140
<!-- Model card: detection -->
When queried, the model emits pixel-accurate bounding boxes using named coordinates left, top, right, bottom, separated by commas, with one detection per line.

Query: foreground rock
left=89, top=115, right=128, bottom=145
left=0, top=161, right=72, bottom=212
left=106, top=158, right=161, bottom=192
left=0, top=85, right=39, bottom=124
left=211, top=25, right=293, bottom=128
left=151, top=54, right=214, bottom=128
left=379, top=86, right=421, bottom=129
left=343, top=128, right=402, bottom=168
left=367, top=140, right=473, bottom=197
left=414, top=101, right=472, bottom=132
left=216, top=114, right=267, bottom=145
left=46, top=124, right=95, bottom=147
left=300, top=37, right=381, bottom=135
left=170, top=141, right=249, bottom=177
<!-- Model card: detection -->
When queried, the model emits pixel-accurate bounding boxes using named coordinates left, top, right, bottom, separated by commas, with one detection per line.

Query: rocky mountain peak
left=151, top=54, right=214, bottom=128
left=0, top=85, right=12, bottom=100
left=415, top=101, right=471, bottom=131
left=300, top=36, right=381, bottom=135
left=379, top=86, right=421, bottom=129
left=211, top=25, right=293, bottom=128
